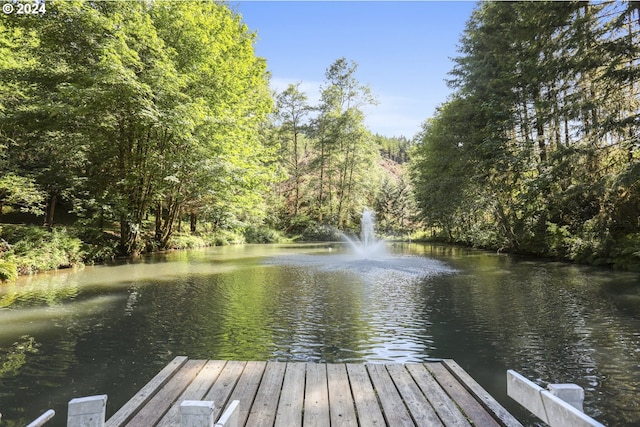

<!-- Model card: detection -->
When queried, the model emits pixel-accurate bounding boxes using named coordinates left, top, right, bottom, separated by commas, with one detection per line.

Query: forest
left=1, top=0, right=639, bottom=280
left=412, top=1, right=640, bottom=269
left=0, top=0, right=412, bottom=279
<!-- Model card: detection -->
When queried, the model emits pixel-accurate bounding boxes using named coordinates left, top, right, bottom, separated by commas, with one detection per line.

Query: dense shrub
left=72, top=227, right=120, bottom=264
left=206, top=230, right=244, bottom=246
left=166, top=233, right=209, bottom=249
left=243, top=226, right=286, bottom=244
left=0, top=260, right=18, bottom=282
left=166, top=230, right=245, bottom=249
left=298, top=223, right=342, bottom=241
left=285, top=214, right=315, bottom=235
left=1, top=225, right=84, bottom=274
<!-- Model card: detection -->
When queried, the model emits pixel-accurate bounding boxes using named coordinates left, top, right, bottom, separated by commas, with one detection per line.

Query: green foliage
left=0, top=174, right=45, bottom=218
left=165, top=230, right=245, bottom=249
left=546, top=222, right=572, bottom=258
left=270, top=58, right=404, bottom=235
left=2, top=0, right=417, bottom=266
left=209, top=230, right=245, bottom=246
left=375, top=134, right=411, bottom=163
left=374, top=172, right=417, bottom=236
left=243, top=226, right=287, bottom=244
left=410, top=99, right=476, bottom=239
left=72, top=227, right=120, bottom=264
left=166, top=233, right=211, bottom=250
left=1, top=225, right=84, bottom=274
left=411, top=1, right=640, bottom=268
left=1, top=0, right=274, bottom=256
left=297, top=223, right=343, bottom=242
left=609, top=235, right=640, bottom=271
left=0, top=260, right=18, bottom=282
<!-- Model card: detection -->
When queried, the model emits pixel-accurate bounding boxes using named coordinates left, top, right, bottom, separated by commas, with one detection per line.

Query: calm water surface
left=0, top=243, right=639, bottom=426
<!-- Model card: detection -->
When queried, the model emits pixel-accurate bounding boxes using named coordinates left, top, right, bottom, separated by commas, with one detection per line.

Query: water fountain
left=266, top=209, right=455, bottom=280
left=361, top=209, right=375, bottom=248
left=342, top=209, right=387, bottom=259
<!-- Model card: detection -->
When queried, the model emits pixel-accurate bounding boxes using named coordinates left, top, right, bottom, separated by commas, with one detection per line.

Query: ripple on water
left=264, top=252, right=457, bottom=282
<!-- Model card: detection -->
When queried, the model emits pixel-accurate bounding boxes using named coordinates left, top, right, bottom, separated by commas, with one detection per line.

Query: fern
left=0, top=260, right=18, bottom=282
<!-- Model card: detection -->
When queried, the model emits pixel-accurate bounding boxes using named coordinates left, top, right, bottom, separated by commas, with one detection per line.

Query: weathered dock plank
left=156, top=360, right=226, bottom=427
left=367, top=364, right=414, bottom=426
left=204, top=361, right=247, bottom=421
left=226, top=361, right=266, bottom=427
left=104, top=356, right=523, bottom=427
left=302, top=363, right=329, bottom=427
left=445, top=360, right=523, bottom=427
left=406, top=363, right=471, bottom=426
left=245, top=361, right=286, bottom=427
left=345, top=363, right=386, bottom=427
left=427, top=361, right=501, bottom=427
left=326, top=363, right=358, bottom=426
left=125, top=360, right=206, bottom=427
left=105, top=356, right=188, bottom=427
left=386, top=364, right=443, bottom=427
left=274, top=362, right=305, bottom=427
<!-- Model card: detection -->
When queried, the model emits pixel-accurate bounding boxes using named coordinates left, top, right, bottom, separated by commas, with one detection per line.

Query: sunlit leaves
left=413, top=1, right=640, bottom=265
left=0, top=174, right=44, bottom=218
left=0, top=0, right=273, bottom=254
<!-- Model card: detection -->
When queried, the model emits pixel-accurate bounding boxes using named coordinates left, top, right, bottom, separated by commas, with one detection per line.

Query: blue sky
left=231, top=1, right=478, bottom=138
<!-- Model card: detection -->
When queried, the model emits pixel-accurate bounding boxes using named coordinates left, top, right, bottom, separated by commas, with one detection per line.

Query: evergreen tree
left=412, top=0, right=640, bottom=267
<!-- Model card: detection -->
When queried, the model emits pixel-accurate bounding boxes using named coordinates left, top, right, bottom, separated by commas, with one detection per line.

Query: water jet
left=265, top=209, right=455, bottom=281
left=342, top=209, right=387, bottom=259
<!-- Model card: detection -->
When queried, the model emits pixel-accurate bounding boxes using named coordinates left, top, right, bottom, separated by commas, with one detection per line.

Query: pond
left=0, top=243, right=639, bottom=426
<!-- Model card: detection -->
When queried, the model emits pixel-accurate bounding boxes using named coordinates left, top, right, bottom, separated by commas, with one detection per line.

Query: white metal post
left=215, top=400, right=240, bottom=427
left=26, top=409, right=55, bottom=427
left=180, top=400, right=215, bottom=427
left=67, top=395, right=107, bottom=427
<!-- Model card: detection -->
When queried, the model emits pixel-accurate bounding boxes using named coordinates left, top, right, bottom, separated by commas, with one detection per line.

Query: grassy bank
left=0, top=225, right=86, bottom=279
left=0, top=224, right=290, bottom=282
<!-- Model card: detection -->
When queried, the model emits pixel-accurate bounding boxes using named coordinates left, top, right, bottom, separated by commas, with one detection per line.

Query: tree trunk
left=534, top=84, right=547, bottom=163
left=190, top=212, right=197, bottom=234
left=293, top=130, right=300, bottom=216
left=155, top=202, right=163, bottom=242
left=159, top=198, right=182, bottom=248
left=318, top=139, right=325, bottom=222
left=98, top=206, right=104, bottom=232
left=119, top=214, right=138, bottom=256
left=44, top=193, right=57, bottom=232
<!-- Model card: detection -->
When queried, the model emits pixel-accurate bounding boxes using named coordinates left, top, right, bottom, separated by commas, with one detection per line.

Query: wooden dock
left=104, top=356, right=523, bottom=427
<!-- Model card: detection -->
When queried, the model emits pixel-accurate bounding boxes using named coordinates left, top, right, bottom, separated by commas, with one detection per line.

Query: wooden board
left=303, top=363, right=330, bottom=427
left=366, top=364, right=414, bottom=426
left=345, top=363, right=386, bottom=427
left=274, top=362, right=305, bottom=427
left=386, top=364, right=443, bottom=426
left=445, top=360, right=523, bottom=427
left=244, top=361, right=286, bottom=427
left=326, top=363, right=358, bottom=426
left=427, top=362, right=501, bottom=427
left=156, top=360, right=226, bottom=427
left=407, top=363, right=471, bottom=426
left=105, top=358, right=521, bottom=427
left=204, top=360, right=246, bottom=420
left=124, top=360, right=206, bottom=427
left=106, top=356, right=188, bottom=427
left=226, top=361, right=267, bottom=427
